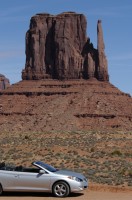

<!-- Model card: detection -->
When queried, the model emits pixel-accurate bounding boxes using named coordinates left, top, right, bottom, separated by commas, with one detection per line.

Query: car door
left=15, top=171, right=51, bottom=191
left=0, top=170, right=20, bottom=191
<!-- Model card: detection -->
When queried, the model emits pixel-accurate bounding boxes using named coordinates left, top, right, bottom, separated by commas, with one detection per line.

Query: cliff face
left=22, top=12, right=109, bottom=81
left=0, top=74, right=10, bottom=90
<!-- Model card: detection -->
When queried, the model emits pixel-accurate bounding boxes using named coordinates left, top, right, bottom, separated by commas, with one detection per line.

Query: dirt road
left=0, top=190, right=132, bottom=200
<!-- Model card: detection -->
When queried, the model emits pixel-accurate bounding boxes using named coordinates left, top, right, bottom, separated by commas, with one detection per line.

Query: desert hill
left=0, top=79, right=132, bottom=132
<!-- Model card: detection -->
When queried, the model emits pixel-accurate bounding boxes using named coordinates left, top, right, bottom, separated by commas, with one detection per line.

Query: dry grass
left=0, top=130, right=132, bottom=187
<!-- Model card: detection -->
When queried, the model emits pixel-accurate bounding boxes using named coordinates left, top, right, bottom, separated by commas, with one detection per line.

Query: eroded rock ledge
left=22, top=12, right=109, bottom=81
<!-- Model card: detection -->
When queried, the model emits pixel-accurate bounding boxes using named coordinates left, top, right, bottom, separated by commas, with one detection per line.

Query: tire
left=52, top=181, right=70, bottom=197
left=0, top=184, right=3, bottom=195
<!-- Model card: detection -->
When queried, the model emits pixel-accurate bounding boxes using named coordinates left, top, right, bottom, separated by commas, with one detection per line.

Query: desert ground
left=0, top=131, right=132, bottom=200
left=0, top=189, right=132, bottom=200
left=1, top=131, right=132, bottom=187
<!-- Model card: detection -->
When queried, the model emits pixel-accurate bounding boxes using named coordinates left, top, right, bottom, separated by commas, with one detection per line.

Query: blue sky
left=0, top=0, right=132, bottom=95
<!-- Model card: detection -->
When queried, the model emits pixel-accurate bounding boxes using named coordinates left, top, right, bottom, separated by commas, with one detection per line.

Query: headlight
left=68, top=176, right=83, bottom=182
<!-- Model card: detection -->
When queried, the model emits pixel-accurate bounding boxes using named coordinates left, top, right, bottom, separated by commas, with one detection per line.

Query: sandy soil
left=0, top=189, right=132, bottom=200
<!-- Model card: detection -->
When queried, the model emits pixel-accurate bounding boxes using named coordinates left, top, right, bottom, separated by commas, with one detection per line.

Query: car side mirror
left=39, top=169, right=45, bottom=174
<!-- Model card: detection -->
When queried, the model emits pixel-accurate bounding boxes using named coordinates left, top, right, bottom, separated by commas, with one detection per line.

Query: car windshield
left=34, top=161, right=58, bottom=172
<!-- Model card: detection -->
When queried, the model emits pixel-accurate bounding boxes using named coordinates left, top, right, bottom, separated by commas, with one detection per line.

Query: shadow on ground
left=2, top=192, right=84, bottom=198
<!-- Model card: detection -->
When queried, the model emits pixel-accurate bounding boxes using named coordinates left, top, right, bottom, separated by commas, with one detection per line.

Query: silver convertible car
left=0, top=161, right=88, bottom=197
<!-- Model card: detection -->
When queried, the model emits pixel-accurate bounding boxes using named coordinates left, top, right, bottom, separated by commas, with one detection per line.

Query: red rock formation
left=0, top=74, right=10, bottom=90
left=97, top=20, right=109, bottom=81
left=22, top=12, right=109, bottom=81
left=0, top=79, right=132, bottom=132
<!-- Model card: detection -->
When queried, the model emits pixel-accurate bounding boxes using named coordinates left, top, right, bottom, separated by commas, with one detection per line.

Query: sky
left=0, top=0, right=132, bottom=95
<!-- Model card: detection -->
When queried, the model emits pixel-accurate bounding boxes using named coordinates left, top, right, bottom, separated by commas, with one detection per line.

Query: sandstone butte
left=0, top=12, right=132, bottom=132
left=22, top=12, right=109, bottom=81
left=0, top=74, right=10, bottom=90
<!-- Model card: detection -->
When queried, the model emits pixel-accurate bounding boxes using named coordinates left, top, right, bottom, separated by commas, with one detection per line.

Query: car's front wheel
left=52, top=181, right=70, bottom=197
left=0, top=184, right=3, bottom=195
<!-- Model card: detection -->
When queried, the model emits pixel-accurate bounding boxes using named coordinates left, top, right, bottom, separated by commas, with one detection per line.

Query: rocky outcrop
left=0, top=74, right=10, bottom=90
left=22, top=12, right=109, bottom=81
left=97, top=20, right=109, bottom=81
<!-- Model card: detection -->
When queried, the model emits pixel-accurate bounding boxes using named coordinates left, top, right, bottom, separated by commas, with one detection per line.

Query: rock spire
left=97, top=20, right=109, bottom=81
left=22, top=12, right=109, bottom=81
left=0, top=74, right=10, bottom=90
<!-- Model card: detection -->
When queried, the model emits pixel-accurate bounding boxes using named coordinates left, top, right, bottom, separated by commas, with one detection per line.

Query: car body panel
left=13, top=172, right=51, bottom=191
left=55, top=170, right=86, bottom=180
left=0, top=171, right=19, bottom=190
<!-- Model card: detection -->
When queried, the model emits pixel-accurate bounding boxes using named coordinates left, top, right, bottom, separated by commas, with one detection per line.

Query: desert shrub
left=90, top=147, right=95, bottom=152
left=128, top=170, right=132, bottom=177
left=111, top=150, right=122, bottom=156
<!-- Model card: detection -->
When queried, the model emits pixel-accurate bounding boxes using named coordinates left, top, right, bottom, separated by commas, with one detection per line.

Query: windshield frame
left=33, top=161, right=57, bottom=172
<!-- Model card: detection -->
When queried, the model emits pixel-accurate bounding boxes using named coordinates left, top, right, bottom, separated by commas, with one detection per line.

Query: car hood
left=54, top=170, right=86, bottom=179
